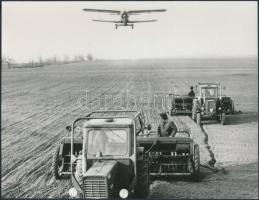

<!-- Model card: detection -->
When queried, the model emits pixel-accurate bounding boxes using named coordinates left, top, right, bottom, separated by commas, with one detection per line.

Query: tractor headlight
left=119, top=189, right=129, bottom=199
left=201, top=107, right=205, bottom=111
left=69, top=187, right=78, bottom=198
left=209, top=108, right=213, bottom=112
left=218, top=107, right=221, bottom=110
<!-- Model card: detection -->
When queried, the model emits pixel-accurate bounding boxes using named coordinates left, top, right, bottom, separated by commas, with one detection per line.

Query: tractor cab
left=83, top=118, right=133, bottom=159
left=196, top=83, right=219, bottom=101
left=53, top=110, right=150, bottom=199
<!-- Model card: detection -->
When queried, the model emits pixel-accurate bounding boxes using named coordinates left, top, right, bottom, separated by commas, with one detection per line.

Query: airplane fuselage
left=115, top=11, right=133, bottom=29
left=121, top=11, right=129, bottom=25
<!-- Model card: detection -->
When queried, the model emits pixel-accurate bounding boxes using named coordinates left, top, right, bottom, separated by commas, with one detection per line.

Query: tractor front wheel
left=134, top=154, right=150, bottom=198
left=196, top=113, right=201, bottom=126
left=192, top=144, right=200, bottom=181
left=221, top=113, right=226, bottom=125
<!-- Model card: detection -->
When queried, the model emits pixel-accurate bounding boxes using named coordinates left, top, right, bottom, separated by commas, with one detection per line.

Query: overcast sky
left=2, top=1, right=258, bottom=62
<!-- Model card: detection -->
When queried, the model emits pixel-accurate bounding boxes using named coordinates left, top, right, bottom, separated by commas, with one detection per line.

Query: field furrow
left=2, top=59, right=257, bottom=198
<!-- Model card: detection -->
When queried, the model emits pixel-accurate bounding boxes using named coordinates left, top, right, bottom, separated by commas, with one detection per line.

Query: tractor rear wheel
left=134, top=153, right=150, bottom=198
left=192, top=100, right=198, bottom=121
left=53, top=145, right=62, bottom=180
left=53, top=145, right=70, bottom=179
left=221, top=113, right=226, bottom=125
left=196, top=113, right=201, bottom=126
left=192, top=144, right=200, bottom=181
left=231, top=100, right=235, bottom=114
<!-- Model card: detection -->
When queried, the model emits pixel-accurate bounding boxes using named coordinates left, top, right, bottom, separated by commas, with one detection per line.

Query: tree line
left=2, top=53, right=93, bottom=69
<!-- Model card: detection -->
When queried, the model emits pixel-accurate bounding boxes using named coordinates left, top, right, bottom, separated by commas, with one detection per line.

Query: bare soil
left=1, top=58, right=258, bottom=198
left=150, top=162, right=258, bottom=199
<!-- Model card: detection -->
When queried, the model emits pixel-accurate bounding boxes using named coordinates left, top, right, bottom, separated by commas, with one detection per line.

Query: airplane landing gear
left=115, top=24, right=118, bottom=29
left=131, top=24, right=134, bottom=29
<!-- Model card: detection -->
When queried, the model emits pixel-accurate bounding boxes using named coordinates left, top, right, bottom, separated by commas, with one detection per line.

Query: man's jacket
left=157, top=120, right=177, bottom=137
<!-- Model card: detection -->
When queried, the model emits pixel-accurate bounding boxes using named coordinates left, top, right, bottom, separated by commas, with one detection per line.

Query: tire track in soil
left=1, top=77, right=121, bottom=175
left=2, top=74, right=119, bottom=138
left=199, top=123, right=217, bottom=167
left=2, top=80, right=102, bottom=188
left=1, top=74, right=115, bottom=129
left=2, top=67, right=135, bottom=198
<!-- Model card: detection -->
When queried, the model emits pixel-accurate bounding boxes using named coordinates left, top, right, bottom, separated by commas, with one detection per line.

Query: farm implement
left=138, top=131, right=200, bottom=180
left=168, top=93, right=194, bottom=116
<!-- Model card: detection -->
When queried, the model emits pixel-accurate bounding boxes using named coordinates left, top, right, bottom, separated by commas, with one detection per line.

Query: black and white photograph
left=2, top=1, right=258, bottom=199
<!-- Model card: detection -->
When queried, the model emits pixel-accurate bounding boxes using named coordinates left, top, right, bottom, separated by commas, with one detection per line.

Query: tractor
left=53, top=110, right=201, bottom=198
left=168, top=93, right=194, bottom=116
left=137, top=130, right=200, bottom=181
left=52, top=110, right=150, bottom=199
left=192, top=82, right=234, bottom=126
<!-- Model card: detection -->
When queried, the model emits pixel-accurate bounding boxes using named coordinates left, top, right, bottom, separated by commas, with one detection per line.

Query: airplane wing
left=128, top=9, right=166, bottom=14
left=82, top=8, right=121, bottom=15
left=92, top=19, right=121, bottom=23
left=129, top=20, right=157, bottom=23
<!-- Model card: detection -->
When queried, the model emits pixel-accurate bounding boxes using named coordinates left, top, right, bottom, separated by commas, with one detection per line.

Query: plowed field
left=1, top=58, right=258, bottom=198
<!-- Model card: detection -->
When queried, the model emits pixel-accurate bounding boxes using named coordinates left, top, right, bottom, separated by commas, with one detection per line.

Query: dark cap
left=190, top=86, right=193, bottom=89
left=160, top=112, right=168, bottom=120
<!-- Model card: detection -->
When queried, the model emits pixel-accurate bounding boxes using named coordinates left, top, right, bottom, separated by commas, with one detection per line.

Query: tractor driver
left=188, top=86, right=195, bottom=97
left=157, top=112, right=177, bottom=137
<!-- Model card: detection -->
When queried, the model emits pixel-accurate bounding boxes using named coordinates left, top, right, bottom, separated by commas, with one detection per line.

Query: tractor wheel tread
left=192, top=100, right=198, bottom=120
left=192, top=144, right=200, bottom=181
left=52, top=145, right=62, bottom=180
left=134, top=153, right=150, bottom=198
left=196, top=112, right=201, bottom=126
left=221, top=113, right=226, bottom=125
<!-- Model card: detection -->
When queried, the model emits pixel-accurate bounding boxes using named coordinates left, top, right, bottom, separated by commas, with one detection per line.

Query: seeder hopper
left=138, top=131, right=200, bottom=181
